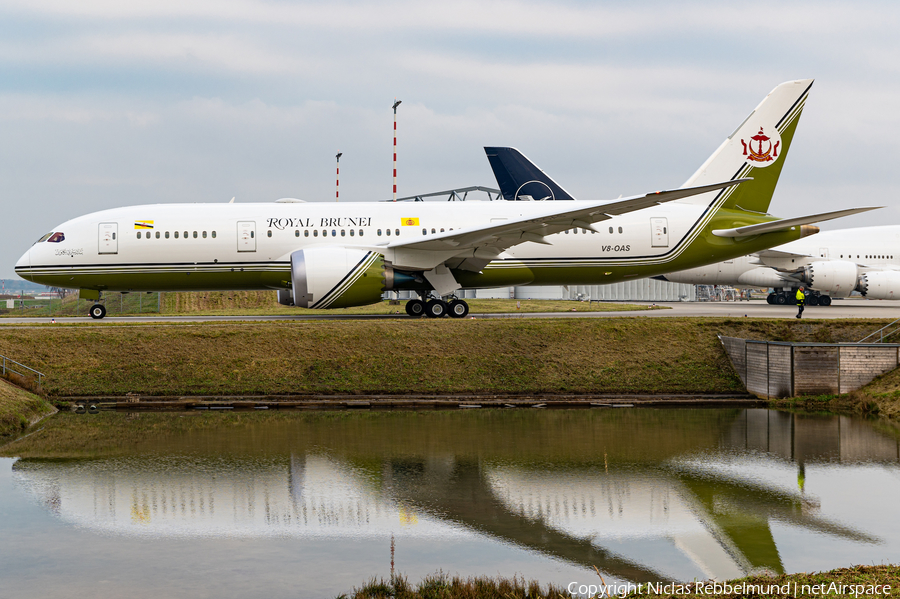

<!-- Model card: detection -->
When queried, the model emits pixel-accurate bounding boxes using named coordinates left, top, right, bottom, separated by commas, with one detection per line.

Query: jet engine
left=858, top=270, right=900, bottom=300
left=798, top=261, right=859, bottom=297
left=290, top=247, right=387, bottom=309
left=735, top=267, right=795, bottom=288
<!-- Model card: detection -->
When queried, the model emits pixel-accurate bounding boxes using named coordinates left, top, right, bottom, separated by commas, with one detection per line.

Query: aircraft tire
left=774, top=294, right=787, bottom=305
left=448, top=299, right=469, bottom=318
left=425, top=299, right=447, bottom=318
left=807, top=295, right=819, bottom=306
left=819, top=295, right=832, bottom=306
left=89, top=304, right=107, bottom=319
left=405, top=299, right=425, bottom=317
left=766, top=294, right=775, bottom=305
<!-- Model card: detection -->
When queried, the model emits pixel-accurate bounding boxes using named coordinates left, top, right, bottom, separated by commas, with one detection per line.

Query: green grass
left=0, top=317, right=894, bottom=398
left=0, top=378, right=55, bottom=437
left=338, top=565, right=900, bottom=598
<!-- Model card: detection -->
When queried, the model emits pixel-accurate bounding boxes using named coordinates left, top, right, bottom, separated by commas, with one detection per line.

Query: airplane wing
left=381, top=178, right=748, bottom=272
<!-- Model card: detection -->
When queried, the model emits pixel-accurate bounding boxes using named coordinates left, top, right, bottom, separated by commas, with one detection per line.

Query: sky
left=2, top=0, right=900, bottom=277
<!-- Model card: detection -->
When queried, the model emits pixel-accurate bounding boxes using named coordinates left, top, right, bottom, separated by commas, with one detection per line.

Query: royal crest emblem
left=741, top=127, right=781, bottom=168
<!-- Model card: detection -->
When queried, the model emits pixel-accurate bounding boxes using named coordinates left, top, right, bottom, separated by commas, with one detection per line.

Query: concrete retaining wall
left=719, top=336, right=900, bottom=399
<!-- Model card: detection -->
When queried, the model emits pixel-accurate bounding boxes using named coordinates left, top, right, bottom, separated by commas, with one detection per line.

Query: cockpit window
left=35, top=232, right=65, bottom=244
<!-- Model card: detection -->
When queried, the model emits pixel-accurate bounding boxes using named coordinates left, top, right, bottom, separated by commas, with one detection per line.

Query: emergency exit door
left=237, top=221, right=256, bottom=252
left=98, top=222, right=118, bottom=254
left=651, top=217, right=668, bottom=247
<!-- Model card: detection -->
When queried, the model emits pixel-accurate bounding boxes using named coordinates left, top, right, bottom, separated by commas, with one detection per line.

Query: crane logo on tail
left=741, top=127, right=781, bottom=168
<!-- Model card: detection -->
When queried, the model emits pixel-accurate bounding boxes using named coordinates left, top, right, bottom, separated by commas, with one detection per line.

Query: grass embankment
left=0, top=318, right=890, bottom=398
left=0, top=378, right=55, bottom=437
left=342, top=565, right=900, bottom=598
left=162, top=293, right=659, bottom=315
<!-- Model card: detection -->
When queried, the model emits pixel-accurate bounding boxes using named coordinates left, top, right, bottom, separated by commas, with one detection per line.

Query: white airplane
left=658, top=225, right=900, bottom=305
left=14, top=79, right=877, bottom=319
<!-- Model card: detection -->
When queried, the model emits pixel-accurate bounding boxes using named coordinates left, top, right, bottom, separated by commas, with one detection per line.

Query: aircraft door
left=651, top=218, right=668, bottom=248
left=237, top=221, right=256, bottom=252
left=98, top=222, right=118, bottom=254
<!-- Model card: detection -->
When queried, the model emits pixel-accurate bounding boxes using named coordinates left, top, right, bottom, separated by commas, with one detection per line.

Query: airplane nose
left=14, top=248, right=31, bottom=279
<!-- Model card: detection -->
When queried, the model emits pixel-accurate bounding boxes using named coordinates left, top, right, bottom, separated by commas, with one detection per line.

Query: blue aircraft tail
left=484, top=147, right=576, bottom=201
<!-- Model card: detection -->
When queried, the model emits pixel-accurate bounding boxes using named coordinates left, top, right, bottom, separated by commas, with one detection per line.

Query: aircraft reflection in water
left=10, top=409, right=897, bottom=583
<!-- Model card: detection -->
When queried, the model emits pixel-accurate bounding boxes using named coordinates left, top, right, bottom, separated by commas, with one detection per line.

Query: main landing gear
left=405, top=295, right=469, bottom=318
left=766, top=290, right=832, bottom=306
left=89, top=304, right=107, bottom=319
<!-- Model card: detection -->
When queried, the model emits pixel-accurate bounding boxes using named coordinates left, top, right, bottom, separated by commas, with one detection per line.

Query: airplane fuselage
left=16, top=199, right=808, bottom=296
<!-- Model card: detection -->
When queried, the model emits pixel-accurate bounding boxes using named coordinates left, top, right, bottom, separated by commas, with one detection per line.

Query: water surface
left=1, top=408, right=899, bottom=598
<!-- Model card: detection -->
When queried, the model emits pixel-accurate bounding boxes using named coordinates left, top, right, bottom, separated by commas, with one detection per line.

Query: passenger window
left=422, top=228, right=427, bottom=235
left=314, top=230, right=318, bottom=237
left=350, top=229, right=355, bottom=237
left=295, top=230, right=299, bottom=237
left=202, top=231, right=207, bottom=238
left=165, top=231, right=170, bottom=239
left=359, top=229, right=364, bottom=237
left=378, top=229, right=383, bottom=236
left=618, top=227, right=623, bottom=234
left=112, top=232, right=116, bottom=240
left=250, top=231, right=254, bottom=238
left=267, top=230, right=272, bottom=238
left=341, top=230, right=345, bottom=237
left=193, top=231, right=198, bottom=239
left=175, top=231, right=179, bottom=239
left=565, top=230, right=569, bottom=234
left=386, top=229, right=391, bottom=236
left=304, top=230, right=309, bottom=237
left=440, top=228, right=445, bottom=233
left=395, top=229, right=400, bottom=235
left=136, top=232, right=141, bottom=239
left=212, top=231, right=216, bottom=238
left=156, top=231, right=160, bottom=239
left=332, top=230, right=337, bottom=236
left=184, top=231, right=188, bottom=238
left=431, top=228, right=436, bottom=234
left=609, top=227, right=613, bottom=234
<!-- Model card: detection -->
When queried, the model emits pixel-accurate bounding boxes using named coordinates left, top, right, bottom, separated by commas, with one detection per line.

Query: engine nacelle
left=798, top=260, right=859, bottom=297
left=291, top=247, right=386, bottom=309
left=735, top=267, right=794, bottom=288
left=859, top=270, right=900, bottom=300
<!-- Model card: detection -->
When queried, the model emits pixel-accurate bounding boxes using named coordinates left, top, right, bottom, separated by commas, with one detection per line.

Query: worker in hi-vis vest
left=796, top=286, right=806, bottom=319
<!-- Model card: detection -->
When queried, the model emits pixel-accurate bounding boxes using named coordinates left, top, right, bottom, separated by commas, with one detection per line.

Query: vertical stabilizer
left=484, top=147, right=576, bottom=201
left=679, top=79, right=813, bottom=213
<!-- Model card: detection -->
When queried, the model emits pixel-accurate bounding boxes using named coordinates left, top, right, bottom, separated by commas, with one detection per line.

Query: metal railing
left=857, top=318, right=900, bottom=343
left=0, top=354, right=45, bottom=391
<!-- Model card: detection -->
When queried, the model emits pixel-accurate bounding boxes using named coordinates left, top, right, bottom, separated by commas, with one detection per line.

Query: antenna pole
left=335, top=152, right=342, bottom=202
left=392, top=99, right=401, bottom=201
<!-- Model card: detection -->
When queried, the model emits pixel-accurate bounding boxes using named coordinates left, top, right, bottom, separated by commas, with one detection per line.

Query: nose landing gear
left=89, top=304, right=107, bottom=319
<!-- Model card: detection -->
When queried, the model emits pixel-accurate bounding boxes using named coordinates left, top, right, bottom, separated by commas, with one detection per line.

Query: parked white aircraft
left=14, top=79, right=876, bottom=318
left=658, top=225, right=900, bottom=305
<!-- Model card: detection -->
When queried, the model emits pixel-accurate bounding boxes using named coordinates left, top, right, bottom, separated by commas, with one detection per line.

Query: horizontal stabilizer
left=711, top=206, right=882, bottom=238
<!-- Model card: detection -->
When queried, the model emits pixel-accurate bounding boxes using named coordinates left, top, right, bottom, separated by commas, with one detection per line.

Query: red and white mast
left=335, top=152, right=342, bottom=202
left=392, top=99, right=401, bottom=201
